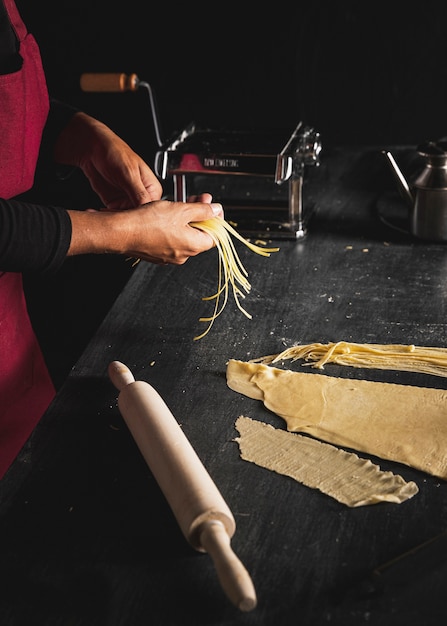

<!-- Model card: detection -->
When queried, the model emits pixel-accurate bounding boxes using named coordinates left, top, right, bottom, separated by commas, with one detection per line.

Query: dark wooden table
left=1, top=146, right=446, bottom=626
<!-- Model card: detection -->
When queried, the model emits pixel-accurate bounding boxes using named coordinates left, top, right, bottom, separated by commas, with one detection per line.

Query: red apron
left=0, top=0, right=55, bottom=478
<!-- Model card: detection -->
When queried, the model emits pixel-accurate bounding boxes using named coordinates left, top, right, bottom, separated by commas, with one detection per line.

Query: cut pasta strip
left=191, top=218, right=279, bottom=340
left=234, top=416, right=419, bottom=507
left=251, top=340, right=447, bottom=378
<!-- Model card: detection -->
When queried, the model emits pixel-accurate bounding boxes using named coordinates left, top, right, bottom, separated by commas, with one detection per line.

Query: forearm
left=67, top=201, right=222, bottom=265
left=38, top=99, right=80, bottom=175
left=0, top=199, right=71, bottom=274
left=53, top=111, right=107, bottom=168
left=67, top=209, right=130, bottom=256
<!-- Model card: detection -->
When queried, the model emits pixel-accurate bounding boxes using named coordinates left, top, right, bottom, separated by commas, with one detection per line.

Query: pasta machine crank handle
left=79, top=72, right=164, bottom=147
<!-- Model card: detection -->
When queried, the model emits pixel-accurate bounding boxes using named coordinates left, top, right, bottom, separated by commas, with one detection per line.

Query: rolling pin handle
left=80, top=72, right=139, bottom=93
left=199, top=520, right=257, bottom=612
left=108, top=360, right=136, bottom=391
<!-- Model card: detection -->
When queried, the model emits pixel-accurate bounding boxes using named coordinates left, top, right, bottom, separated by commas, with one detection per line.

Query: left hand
left=53, top=112, right=163, bottom=209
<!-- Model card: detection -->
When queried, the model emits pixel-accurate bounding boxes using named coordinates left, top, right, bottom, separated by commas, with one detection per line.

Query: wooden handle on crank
left=108, top=361, right=257, bottom=612
left=80, top=72, right=139, bottom=92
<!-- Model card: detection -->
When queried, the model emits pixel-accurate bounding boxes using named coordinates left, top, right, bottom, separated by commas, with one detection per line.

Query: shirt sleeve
left=0, top=198, right=72, bottom=274
left=37, top=98, right=80, bottom=179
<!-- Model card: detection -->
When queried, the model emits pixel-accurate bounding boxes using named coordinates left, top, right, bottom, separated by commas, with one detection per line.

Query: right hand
left=121, top=199, right=224, bottom=265
left=67, top=199, right=224, bottom=265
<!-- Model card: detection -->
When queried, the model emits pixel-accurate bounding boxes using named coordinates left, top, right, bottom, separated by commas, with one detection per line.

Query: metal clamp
left=275, top=122, right=322, bottom=238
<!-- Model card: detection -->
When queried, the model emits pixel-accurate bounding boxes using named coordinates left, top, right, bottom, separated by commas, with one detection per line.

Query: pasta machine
left=80, top=73, right=322, bottom=239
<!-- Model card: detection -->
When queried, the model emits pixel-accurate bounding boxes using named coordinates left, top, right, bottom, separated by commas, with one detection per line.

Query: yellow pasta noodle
left=191, top=218, right=279, bottom=340
left=251, top=340, right=447, bottom=378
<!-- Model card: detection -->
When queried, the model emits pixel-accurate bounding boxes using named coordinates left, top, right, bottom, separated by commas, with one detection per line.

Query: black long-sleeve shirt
left=0, top=0, right=74, bottom=274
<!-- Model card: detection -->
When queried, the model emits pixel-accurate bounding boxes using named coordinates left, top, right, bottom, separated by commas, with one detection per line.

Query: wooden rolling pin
left=108, top=361, right=257, bottom=612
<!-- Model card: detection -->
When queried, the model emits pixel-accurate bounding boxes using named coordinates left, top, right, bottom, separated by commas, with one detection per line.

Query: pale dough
left=227, top=359, right=447, bottom=480
left=234, top=416, right=419, bottom=507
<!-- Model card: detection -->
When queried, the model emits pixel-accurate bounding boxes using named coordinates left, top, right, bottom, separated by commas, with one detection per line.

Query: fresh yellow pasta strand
left=191, top=217, right=279, bottom=340
left=251, top=341, right=447, bottom=378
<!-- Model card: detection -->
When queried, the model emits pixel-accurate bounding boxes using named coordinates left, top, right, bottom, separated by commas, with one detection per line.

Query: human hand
left=121, top=200, right=224, bottom=264
left=187, top=192, right=213, bottom=204
left=67, top=199, right=224, bottom=265
left=54, top=112, right=163, bottom=208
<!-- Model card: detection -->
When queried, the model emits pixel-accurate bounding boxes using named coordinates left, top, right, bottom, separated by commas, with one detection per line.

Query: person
left=0, top=0, right=223, bottom=479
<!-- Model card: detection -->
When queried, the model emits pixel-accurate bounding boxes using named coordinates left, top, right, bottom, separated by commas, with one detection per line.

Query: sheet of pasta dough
left=234, top=416, right=418, bottom=507
left=227, top=359, right=447, bottom=480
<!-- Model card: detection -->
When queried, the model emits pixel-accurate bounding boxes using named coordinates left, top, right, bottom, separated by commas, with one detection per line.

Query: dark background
left=19, top=0, right=447, bottom=156
left=17, top=0, right=447, bottom=386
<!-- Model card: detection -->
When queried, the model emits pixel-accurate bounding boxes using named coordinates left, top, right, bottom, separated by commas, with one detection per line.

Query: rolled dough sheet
left=227, top=359, right=447, bottom=480
left=235, top=416, right=419, bottom=507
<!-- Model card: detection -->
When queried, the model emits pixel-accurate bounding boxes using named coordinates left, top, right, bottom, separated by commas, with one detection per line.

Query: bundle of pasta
left=252, top=340, right=447, bottom=378
left=191, top=218, right=279, bottom=340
